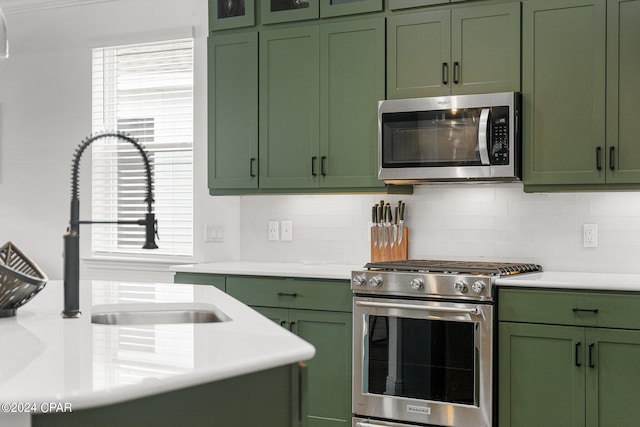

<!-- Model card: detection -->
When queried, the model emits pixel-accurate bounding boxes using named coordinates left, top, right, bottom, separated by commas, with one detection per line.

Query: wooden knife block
left=370, top=227, right=408, bottom=262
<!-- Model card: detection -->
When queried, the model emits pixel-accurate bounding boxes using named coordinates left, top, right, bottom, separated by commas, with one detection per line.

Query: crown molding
left=1, top=0, right=118, bottom=14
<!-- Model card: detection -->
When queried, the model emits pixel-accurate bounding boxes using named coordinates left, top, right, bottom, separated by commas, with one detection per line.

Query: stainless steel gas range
left=351, top=260, right=542, bottom=427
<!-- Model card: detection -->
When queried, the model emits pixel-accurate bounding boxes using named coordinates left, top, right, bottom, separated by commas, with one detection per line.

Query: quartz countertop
left=0, top=280, right=315, bottom=419
left=170, top=261, right=365, bottom=280
left=496, top=271, right=640, bottom=292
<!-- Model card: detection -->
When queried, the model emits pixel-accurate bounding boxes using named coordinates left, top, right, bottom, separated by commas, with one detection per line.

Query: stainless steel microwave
left=378, top=92, right=521, bottom=184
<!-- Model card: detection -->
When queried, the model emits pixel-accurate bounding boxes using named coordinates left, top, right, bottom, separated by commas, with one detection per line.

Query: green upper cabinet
left=319, top=18, right=385, bottom=189
left=605, top=0, right=640, bottom=184
left=389, top=0, right=468, bottom=10
left=387, top=2, right=521, bottom=99
left=320, top=0, right=383, bottom=18
left=210, top=0, right=255, bottom=31
left=261, top=0, right=320, bottom=24
left=259, top=18, right=385, bottom=191
left=523, top=0, right=640, bottom=191
left=261, top=0, right=382, bottom=24
left=522, top=0, right=606, bottom=188
left=208, top=32, right=259, bottom=190
left=259, top=26, right=320, bottom=189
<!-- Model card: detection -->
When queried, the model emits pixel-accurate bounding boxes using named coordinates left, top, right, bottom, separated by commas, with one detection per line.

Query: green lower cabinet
left=252, top=306, right=352, bottom=427
left=499, top=322, right=585, bottom=427
left=585, top=328, right=640, bottom=427
left=499, top=288, right=640, bottom=427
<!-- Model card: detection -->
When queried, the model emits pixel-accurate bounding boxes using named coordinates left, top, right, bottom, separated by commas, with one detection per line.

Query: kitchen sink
left=91, top=303, right=231, bottom=325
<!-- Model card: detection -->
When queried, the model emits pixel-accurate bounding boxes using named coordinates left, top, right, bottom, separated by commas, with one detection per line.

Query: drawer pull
left=277, top=292, right=298, bottom=298
left=572, top=307, right=599, bottom=314
left=575, top=342, right=581, bottom=367
left=588, top=343, right=595, bottom=368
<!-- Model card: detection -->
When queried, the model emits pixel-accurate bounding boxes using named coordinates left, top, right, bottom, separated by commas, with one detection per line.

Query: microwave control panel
left=489, top=106, right=510, bottom=165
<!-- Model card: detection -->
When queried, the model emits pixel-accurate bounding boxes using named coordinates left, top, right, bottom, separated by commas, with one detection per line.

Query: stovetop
left=353, top=260, right=542, bottom=301
left=364, top=260, right=542, bottom=276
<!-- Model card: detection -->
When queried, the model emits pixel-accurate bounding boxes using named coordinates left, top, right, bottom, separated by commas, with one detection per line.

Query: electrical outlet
left=268, top=221, right=279, bottom=241
left=205, top=224, right=224, bottom=242
left=281, top=220, right=293, bottom=241
left=583, top=224, right=598, bottom=248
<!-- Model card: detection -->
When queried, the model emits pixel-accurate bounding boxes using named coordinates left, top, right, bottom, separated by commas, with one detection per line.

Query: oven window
left=366, top=315, right=476, bottom=405
left=381, top=108, right=483, bottom=168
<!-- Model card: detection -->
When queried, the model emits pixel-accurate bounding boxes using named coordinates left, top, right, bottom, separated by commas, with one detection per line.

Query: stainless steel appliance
left=378, top=92, right=521, bottom=184
left=351, top=260, right=542, bottom=427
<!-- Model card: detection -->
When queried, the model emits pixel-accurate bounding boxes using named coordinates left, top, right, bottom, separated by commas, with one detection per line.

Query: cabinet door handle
left=249, top=157, right=257, bottom=178
left=596, top=147, right=602, bottom=171
left=311, top=156, right=318, bottom=176
left=575, top=342, right=581, bottom=367
left=442, top=62, right=449, bottom=85
left=588, top=343, right=595, bottom=368
left=277, top=292, right=298, bottom=298
left=280, top=320, right=287, bottom=328
left=609, top=146, right=615, bottom=170
left=321, top=156, right=327, bottom=176
left=453, top=61, right=461, bottom=84
left=572, top=307, right=599, bottom=314
left=289, top=321, right=296, bottom=332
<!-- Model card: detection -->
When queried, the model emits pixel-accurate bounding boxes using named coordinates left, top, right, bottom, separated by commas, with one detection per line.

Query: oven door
left=353, top=296, right=493, bottom=427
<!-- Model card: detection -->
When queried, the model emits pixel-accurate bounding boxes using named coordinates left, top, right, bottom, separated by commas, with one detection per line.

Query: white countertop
left=170, top=261, right=365, bottom=280
left=0, top=280, right=315, bottom=418
left=496, top=271, right=640, bottom=292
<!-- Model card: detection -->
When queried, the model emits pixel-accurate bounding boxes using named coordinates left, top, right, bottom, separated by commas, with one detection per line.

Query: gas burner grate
left=364, top=260, right=542, bottom=276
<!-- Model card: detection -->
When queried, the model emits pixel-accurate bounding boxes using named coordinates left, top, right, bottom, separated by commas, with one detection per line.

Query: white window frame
left=91, top=38, right=194, bottom=258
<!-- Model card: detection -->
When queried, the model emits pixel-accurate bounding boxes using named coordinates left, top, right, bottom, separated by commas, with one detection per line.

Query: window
left=91, top=39, right=194, bottom=257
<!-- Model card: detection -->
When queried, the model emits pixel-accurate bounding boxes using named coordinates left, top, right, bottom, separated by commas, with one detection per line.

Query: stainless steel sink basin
left=91, top=303, right=230, bottom=325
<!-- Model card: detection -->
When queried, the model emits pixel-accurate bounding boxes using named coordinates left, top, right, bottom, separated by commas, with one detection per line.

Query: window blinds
left=91, top=39, right=194, bottom=257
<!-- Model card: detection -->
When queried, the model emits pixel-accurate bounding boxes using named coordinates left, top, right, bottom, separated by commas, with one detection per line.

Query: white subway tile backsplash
left=238, top=184, right=640, bottom=273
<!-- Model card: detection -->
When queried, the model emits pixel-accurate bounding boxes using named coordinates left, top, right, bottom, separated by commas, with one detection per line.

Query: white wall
left=0, top=0, right=240, bottom=282
left=239, top=185, right=640, bottom=274
left=1, top=0, right=639, bottom=283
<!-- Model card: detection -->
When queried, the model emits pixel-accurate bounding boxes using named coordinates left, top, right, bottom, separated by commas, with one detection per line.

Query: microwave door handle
left=478, top=107, right=491, bottom=165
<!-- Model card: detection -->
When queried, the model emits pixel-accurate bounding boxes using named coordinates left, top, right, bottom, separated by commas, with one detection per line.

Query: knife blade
left=377, top=203, right=384, bottom=249
left=398, top=200, right=405, bottom=244
left=371, top=205, right=378, bottom=248
left=384, top=203, right=391, bottom=248
left=393, top=205, right=399, bottom=246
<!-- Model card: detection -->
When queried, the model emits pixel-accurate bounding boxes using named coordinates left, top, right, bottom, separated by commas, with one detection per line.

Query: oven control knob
left=454, top=280, right=468, bottom=294
left=369, top=275, right=384, bottom=288
left=472, top=281, right=486, bottom=294
left=409, top=278, right=424, bottom=290
left=352, top=274, right=367, bottom=287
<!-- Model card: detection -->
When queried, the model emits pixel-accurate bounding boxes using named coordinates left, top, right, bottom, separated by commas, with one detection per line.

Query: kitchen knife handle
left=321, top=156, right=327, bottom=176
left=609, top=146, right=615, bottom=171
left=453, top=61, right=460, bottom=84
left=596, top=147, right=602, bottom=171
left=442, top=62, right=449, bottom=85
left=311, top=156, right=318, bottom=176
left=575, top=342, right=581, bottom=367
left=249, top=157, right=257, bottom=178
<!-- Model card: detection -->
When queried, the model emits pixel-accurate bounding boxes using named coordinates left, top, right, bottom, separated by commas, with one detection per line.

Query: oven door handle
left=356, top=423, right=392, bottom=427
left=356, top=300, right=479, bottom=315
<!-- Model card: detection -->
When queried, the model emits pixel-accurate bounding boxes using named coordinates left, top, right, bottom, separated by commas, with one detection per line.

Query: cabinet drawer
left=226, top=276, right=352, bottom=312
left=499, top=288, right=640, bottom=330
left=174, top=273, right=226, bottom=292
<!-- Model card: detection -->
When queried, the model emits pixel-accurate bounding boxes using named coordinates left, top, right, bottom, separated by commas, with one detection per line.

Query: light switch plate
left=281, top=221, right=293, bottom=241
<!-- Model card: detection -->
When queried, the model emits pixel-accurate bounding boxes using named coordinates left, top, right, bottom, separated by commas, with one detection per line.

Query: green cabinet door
left=319, top=18, right=385, bottom=189
left=259, top=26, right=320, bottom=189
left=387, top=10, right=451, bottom=99
left=522, top=0, right=606, bottom=187
left=606, top=0, right=640, bottom=183
left=261, top=0, right=320, bottom=24
left=320, top=0, right=383, bottom=18
left=209, top=0, right=255, bottom=31
left=451, top=2, right=520, bottom=95
left=585, top=328, right=640, bottom=427
left=208, top=32, right=258, bottom=191
left=291, top=309, right=352, bottom=427
left=499, top=322, right=585, bottom=427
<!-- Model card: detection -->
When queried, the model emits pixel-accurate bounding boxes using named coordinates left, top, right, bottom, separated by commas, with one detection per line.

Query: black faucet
left=62, top=132, right=158, bottom=318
